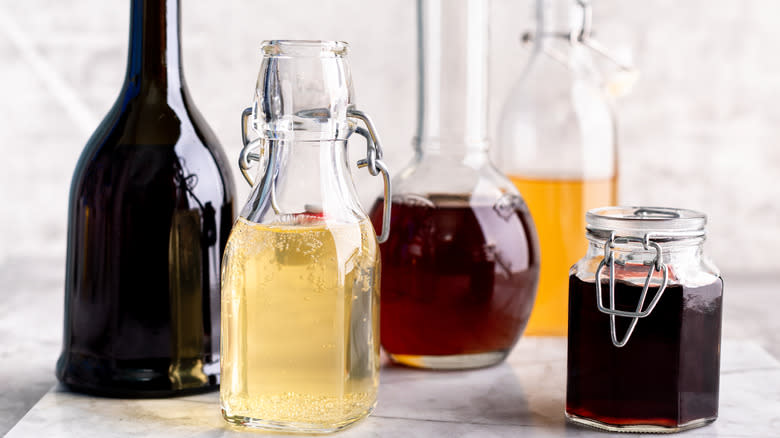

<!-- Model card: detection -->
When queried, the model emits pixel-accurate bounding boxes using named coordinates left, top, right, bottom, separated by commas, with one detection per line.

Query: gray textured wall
left=0, top=0, right=778, bottom=276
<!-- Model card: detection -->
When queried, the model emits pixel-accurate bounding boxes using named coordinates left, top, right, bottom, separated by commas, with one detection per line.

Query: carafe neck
left=124, top=0, right=183, bottom=95
left=416, top=0, right=489, bottom=159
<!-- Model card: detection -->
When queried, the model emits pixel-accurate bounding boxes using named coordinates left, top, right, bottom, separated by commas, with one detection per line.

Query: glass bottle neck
left=125, top=0, right=183, bottom=94
left=416, top=0, right=489, bottom=158
left=242, top=140, right=364, bottom=224
left=535, top=0, right=583, bottom=41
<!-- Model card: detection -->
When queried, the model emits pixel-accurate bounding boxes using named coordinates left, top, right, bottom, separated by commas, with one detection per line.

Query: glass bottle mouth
left=586, top=206, right=707, bottom=242
left=261, top=40, right=349, bottom=58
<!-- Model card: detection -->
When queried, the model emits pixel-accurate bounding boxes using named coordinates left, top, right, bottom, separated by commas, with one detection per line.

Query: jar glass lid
left=586, top=206, right=706, bottom=239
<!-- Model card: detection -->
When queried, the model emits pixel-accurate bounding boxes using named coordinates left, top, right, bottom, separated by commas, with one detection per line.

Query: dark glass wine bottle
left=56, top=0, right=236, bottom=397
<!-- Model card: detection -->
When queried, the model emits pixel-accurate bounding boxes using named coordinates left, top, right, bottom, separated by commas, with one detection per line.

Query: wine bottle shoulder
left=79, top=86, right=225, bottom=149
left=70, top=87, right=235, bottom=201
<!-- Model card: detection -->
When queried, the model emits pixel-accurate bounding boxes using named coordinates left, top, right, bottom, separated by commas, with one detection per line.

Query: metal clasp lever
left=595, top=233, right=669, bottom=348
left=348, top=108, right=392, bottom=244
left=237, top=106, right=393, bottom=244
left=520, top=0, right=638, bottom=96
left=239, top=107, right=263, bottom=187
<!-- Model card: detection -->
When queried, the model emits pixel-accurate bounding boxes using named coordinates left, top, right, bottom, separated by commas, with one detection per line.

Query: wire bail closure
left=520, top=0, right=638, bottom=97
left=239, top=107, right=262, bottom=187
left=237, top=106, right=393, bottom=244
left=521, top=0, right=632, bottom=70
left=594, top=233, right=669, bottom=348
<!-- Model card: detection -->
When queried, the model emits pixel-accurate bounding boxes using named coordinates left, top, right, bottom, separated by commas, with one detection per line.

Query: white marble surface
left=6, top=339, right=780, bottom=438
left=2, top=275, right=780, bottom=435
left=3, top=274, right=778, bottom=436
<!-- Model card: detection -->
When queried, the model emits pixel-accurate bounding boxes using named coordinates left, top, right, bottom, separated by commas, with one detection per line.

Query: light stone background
left=1, top=0, right=779, bottom=276
left=1, top=0, right=779, bottom=435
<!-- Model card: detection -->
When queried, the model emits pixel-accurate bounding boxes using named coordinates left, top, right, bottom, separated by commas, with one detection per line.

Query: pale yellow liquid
left=220, top=217, right=380, bottom=432
left=510, top=177, right=616, bottom=336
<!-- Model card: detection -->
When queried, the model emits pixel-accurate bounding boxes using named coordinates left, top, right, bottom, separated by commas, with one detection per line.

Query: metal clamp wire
left=354, top=125, right=392, bottom=243
left=347, top=108, right=384, bottom=160
left=239, top=107, right=263, bottom=187
left=594, top=234, right=669, bottom=347
left=520, top=0, right=635, bottom=74
left=238, top=106, right=393, bottom=244
left=355, top=127, right=379, bottom=176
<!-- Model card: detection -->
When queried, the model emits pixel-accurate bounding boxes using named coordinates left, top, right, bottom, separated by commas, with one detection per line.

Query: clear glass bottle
left=369, top=0, right=540, bottom=370
left=220, top=40, right=392, bottom=433
left=497, top=0, right=619, bottom=336
left=567, top=207, right=723, bottom=432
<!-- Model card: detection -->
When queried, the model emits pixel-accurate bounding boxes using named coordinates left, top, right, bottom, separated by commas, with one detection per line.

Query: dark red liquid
left=370, top=194, right=539, bottom=357
left=566, top=274, right=723, bottom=428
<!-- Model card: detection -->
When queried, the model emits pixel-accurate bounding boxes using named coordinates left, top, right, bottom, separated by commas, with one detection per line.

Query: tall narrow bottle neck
left=535, top=0, right=584, bottom=44
left=125, top=0, right=183, bottom=93
left=416, top=0, right=489, bottom=157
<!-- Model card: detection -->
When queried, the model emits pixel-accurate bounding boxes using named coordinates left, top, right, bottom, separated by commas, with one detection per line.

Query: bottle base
left=59, top=381, right=218, bottom=399
left=221, top=405, right=374, bottom=434
left=57, top=352, right=219, bottom=398
left=389, top=351, right=508, bottom=370
left=565, top=412, right=716, bottom=433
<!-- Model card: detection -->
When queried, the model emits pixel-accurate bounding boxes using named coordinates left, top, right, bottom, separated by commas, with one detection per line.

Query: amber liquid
left=567, top=275, right=723, bottom=430
left=370, top=194, right=539, bottom=366
left=220, top=217, right=379, bottom=432
left=509, top=177, right=615, bottom=335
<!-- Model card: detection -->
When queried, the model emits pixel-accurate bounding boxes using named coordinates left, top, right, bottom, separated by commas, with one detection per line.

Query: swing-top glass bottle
left=220, top=40, right=392, bottom=433
left=497, top=0, right=629, bottom=335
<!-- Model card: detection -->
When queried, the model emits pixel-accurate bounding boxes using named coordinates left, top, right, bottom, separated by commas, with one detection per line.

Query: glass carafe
left=369, top=0, right=540, bottom=370
left=497, top=0, right=620, bottom=336
left=220, top=41, right=391, bottom=433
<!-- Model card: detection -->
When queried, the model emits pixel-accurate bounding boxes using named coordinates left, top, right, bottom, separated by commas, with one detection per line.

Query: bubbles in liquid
left=220, top=217, right=379, bottom=428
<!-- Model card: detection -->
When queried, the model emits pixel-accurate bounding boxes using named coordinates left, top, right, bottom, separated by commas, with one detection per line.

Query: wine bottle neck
left=125, top=0, right=183, bottom=92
